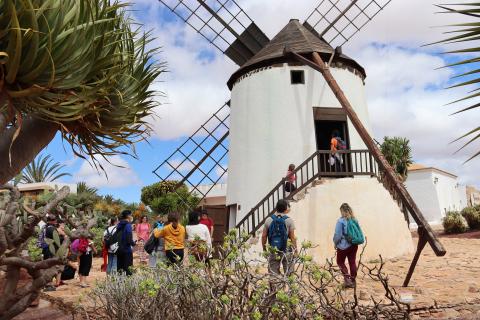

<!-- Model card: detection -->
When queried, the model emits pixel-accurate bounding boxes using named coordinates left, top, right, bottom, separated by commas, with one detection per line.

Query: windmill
left=153, top=0, right=446, bottom=286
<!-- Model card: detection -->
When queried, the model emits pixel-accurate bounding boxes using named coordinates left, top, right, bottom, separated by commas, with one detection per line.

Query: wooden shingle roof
left=227, top=19, right=365, bottom=89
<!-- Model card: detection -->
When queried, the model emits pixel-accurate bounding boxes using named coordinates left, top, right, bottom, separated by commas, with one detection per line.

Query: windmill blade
left=158, top=0, right=269, bottom=65
left=304, top=0, right=392, bottom=48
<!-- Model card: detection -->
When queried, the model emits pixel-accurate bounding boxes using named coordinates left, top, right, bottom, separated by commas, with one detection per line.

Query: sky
left=43, top=0, right=480, bottom=203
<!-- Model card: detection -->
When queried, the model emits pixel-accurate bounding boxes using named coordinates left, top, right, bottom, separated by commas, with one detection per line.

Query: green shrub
left=90, top=227, right=105, bottom=256
left=140, top=181, right=178, bottom=205
left=27, top=237, right=42, bottom=262
left=443, top=211, right=468, bottom=234
left=88, top=232, right=410, bottom=320
left=461, top=206, right=480, bottom=230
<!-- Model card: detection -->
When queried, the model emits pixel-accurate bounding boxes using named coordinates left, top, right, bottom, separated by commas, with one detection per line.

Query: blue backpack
left=268, top=215, right=289, bottom=252
left=346, top=219, right=365, bottom=245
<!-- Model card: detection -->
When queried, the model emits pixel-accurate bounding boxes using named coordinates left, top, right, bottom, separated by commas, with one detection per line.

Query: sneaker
left=43, top=285, right=56, bottom=292
left=344, top=279, right=355, bottom=289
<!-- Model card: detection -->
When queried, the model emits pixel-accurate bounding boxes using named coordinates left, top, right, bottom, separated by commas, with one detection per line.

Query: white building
left=405, top=164, right=467, bottom=227
left=17, top=182, right=77, bottom=196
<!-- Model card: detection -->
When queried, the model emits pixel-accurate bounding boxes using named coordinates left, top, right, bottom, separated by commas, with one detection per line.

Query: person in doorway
left=135, top=216, right=150, bottom=264
left=104, top=217, right=118, bottom=274
left=330, top=130, right=345, bottom=172
left=285, top=164, right=297, bottom=193
left=333, top=203, right=363, bottom=288
left=186, top=211, right=212, bottom=262
left=149, top=215, right=166, bottom=267
left=154, top=212, right=186, bottom=266
left=77, top=233, right=96, bottom=288
left=116, top=210, right=136, bottom=276
left=199, top=211, right=214, bottom=236
left=261, top=200, right=297, bottom=275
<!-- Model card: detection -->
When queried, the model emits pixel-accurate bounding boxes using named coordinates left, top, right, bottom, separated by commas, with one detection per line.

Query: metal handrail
left=235, top=149, right=379, bottom=236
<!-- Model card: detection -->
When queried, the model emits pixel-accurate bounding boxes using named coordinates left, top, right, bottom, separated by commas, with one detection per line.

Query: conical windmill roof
left=227, top=19, right=366, bottom=89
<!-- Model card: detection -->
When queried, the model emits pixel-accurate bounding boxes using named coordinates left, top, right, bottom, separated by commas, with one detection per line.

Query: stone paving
left=15, top=232, right=480, bottom=319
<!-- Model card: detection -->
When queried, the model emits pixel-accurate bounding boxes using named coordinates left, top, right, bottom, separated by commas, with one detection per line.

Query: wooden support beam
left=286, top=49, right=446, bottom=284
left=403, top=227, right=428, bottom=287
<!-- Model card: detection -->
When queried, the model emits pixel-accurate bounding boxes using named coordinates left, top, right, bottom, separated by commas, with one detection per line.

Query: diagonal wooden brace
left=403, top=226, right=428, bottom=287
left=285, top=49, right=446, bottom=286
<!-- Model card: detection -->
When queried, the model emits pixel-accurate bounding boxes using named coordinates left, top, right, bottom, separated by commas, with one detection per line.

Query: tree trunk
left=0, top=117, right=59, bottom=184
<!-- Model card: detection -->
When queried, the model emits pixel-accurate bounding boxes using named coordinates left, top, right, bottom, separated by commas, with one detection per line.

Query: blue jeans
left=107, top=253, right=117, bottom=274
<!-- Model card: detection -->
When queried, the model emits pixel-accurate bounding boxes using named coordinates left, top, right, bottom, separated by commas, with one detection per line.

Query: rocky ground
left=13, top=231, right=480, bottom=319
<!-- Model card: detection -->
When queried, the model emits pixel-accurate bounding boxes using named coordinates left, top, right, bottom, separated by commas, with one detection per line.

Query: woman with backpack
left=103, top=217, right=118, bottom=274
left=154, top=212, right=186, bottom=266
left=333, top=203, right=364, bottom=288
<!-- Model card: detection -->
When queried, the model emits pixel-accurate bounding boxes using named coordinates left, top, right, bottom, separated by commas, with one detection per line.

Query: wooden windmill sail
left=153, top=0, right=445, bottom=286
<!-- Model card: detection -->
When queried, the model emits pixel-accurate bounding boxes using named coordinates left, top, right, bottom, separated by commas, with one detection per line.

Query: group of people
left=38, top=216, right=97, bottom=291
left=102, top=210, right=214, bottom=276
left=261, top=199, right=364, bottom=288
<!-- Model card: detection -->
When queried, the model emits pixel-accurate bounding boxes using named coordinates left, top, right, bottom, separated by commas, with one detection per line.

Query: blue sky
left=42, top=0, right=480, bottom=203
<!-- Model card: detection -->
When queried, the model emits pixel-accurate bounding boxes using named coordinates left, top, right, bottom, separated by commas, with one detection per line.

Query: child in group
left=149, top=215, right=166, bottom=267
left=285, top=164, right=296, bottom=193
left=154, top=212, right=185, bottom=266
left=77, top=234, right=97, bottom=288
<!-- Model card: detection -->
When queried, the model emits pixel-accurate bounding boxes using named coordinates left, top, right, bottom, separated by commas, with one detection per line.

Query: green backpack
left=346, top=219, right=365, bottom=245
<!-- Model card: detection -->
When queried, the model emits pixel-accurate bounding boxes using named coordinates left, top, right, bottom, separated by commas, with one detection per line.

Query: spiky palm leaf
left=434, top=3, right=480, bottom=160
left=21, top=154, right=71, bottom=183
left=77, top=181, right=98, bottom=195
left=0, top=0, right=164, bottom=166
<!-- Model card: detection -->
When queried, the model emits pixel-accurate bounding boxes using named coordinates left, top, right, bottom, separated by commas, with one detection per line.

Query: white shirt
left=104, top=225, right=118, bottom=253
left=186, top=224, right=212, bottom=249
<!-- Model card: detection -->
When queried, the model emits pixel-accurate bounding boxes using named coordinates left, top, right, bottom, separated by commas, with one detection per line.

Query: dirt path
left=15, top=234, right=480, bottom=319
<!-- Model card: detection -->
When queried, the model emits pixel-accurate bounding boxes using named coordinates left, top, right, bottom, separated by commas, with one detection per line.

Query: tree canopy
left=379, top=136, right=413, bottom=182
left=0, top=0, right=164, bottom=183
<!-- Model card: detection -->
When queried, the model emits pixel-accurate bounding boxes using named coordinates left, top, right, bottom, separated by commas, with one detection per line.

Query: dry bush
left=87, top=231, right=411, bottom=320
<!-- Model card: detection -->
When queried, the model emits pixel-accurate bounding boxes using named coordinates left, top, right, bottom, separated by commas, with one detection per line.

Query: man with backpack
left=333, top=203, right=365, bottom=288
left=330, top=129, right=347, bottom=173
left=103, top=217, right=119, bottom=274
left=261, top=200, right=297, bottom=275
left=115, top=210, right=136, bottom=275
left=38, top=215, right=58, bottom=291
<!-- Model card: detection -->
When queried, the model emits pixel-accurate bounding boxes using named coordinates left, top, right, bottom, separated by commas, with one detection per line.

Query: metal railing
left=235, top=149, right=380, bottom=236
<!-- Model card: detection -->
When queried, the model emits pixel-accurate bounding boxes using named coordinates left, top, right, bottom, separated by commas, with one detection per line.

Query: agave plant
left=21, top=153, right=71, bottom=183
left=434, top=3, right=480, bottom=160
left=0, top=0, right=164, bottom=183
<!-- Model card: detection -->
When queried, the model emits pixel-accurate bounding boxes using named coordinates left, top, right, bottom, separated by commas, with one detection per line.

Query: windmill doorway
left=313, top=107, right=351, bottom=175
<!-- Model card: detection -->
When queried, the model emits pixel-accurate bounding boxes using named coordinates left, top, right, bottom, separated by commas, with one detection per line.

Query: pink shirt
left=136, top=222, right=150, bottom=241
left=286, top=170, right=296, bottom=183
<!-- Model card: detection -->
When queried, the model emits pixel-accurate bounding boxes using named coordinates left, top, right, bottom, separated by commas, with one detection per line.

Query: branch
left=0, top=116, right=59, bottom=184
left=12, top=186, right=70, bottom=247
left=0, top=256, right=63, bottom=271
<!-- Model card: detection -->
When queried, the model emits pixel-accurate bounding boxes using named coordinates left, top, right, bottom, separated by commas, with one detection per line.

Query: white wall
left=227, top=63, right=371, bottom=224
left=247, top=178, right=414, bottom=262
left=405, top=169, right=467, bottom=226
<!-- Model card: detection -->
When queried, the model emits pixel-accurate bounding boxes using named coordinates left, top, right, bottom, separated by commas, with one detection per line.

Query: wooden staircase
left=234, top=149, right=444, bottom=286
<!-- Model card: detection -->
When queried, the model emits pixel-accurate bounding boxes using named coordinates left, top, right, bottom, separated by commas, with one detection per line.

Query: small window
left=290, top=70, right=305, bottom=84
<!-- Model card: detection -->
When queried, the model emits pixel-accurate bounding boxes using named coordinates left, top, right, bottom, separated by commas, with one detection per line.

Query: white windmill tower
left=153, top=0, right=445, bottom=286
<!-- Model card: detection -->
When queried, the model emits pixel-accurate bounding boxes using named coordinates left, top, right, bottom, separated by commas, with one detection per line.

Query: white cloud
left=74, top=156, right=141, bottom=188
left=128, top=0, right=479, bottom=188
left=358, top=45, right=480, bottom=186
